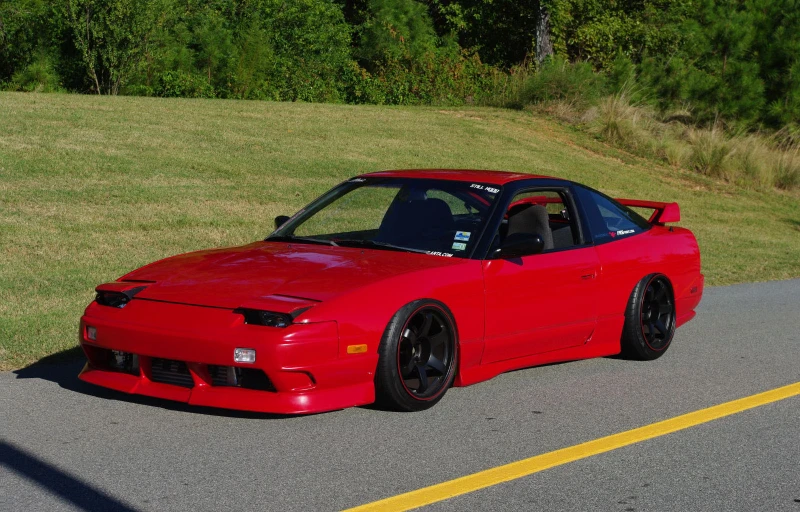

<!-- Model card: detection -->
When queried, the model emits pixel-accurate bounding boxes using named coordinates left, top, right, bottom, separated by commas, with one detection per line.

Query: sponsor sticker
left=470, top=183, right=500, bottom=194
left=616, top=229, right=635, bottom=236
left=454, top=231, right=471, bottom=241
left=426, top=251, right=454, bottom=257
left=452, top=242, right=467, bottom=251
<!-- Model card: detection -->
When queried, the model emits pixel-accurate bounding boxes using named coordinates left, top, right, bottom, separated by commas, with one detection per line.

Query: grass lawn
left=1, top=92, right=798, bottom=370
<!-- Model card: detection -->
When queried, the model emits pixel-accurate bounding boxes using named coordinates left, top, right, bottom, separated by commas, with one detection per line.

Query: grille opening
left=208, top=366, right=276, bottom=392
left=107, top=350, right=140, bottom=376
left=150, top=358, right=194, bottom=388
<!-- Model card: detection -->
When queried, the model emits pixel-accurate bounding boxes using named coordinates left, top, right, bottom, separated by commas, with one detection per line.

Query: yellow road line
left=345, top=381, right=800, bottom=512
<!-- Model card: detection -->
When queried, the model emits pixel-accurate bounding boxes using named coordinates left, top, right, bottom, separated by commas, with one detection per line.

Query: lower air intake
left=150, top=358, right=194, bottom=388
left=208, top=365, right=276, bottom=392
left=107, top=350, right=139, bottom=376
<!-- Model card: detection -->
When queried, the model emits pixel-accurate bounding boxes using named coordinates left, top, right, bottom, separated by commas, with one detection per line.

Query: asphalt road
left=2, top=279, right=799, bottom=512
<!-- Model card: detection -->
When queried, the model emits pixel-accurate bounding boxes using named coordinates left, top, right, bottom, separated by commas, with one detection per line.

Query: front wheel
left=621, top=274, right=676, bottom=360
left=375, top=300, right=458, bottom=411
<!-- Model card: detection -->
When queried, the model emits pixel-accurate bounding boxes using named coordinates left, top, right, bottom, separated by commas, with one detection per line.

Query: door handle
left=580, top=269, right=596, bottom=280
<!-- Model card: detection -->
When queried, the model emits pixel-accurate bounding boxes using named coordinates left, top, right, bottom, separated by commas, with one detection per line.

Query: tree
left=545, top=0, right=689, bottom=69
left=425, top=0, right=539, bottom=67
left=64, top=0, right=162, bottom=94
left=0, top=0, right=64, bottom=87
left=643, top=0, right=765, bottom=126
left=750, top=0, right=800, bottom=126
left=358, top=0, right=438, bottom=64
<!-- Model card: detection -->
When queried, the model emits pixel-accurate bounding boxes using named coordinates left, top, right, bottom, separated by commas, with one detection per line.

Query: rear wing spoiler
left=616, top=198, right=680, bottom=225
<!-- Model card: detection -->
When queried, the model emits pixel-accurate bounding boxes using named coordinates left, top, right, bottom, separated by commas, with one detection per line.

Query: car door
left=481, top=188, right=600, bottom=364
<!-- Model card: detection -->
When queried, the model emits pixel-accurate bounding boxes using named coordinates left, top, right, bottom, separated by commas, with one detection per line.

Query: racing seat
left=506, top=204, right=554, bottom=251
left=377, top=198, right=454, bottom=247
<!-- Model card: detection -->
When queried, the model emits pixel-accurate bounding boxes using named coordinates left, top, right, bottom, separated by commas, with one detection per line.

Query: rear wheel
left=375, top=300, right=457, bottom=411
left=621, top=274, right=676, bottom=360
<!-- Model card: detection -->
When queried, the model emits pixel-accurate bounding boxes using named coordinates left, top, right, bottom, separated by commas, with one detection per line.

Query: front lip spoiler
left=78, top=359, right=377, bottom=415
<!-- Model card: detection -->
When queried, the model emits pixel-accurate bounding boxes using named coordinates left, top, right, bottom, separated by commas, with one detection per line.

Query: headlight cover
left=95, top=286, right=147, bottom=308
left=235, top=307, right=311, bottom=328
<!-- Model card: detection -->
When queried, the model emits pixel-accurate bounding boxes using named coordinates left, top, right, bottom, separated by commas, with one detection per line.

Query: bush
left=727, top=136, right=773, bottom=188
left=8, top=51, right=63, bottom=92
left=592, top=91, right=641, bottom=144
left=481, top=64, right=534, bottom=109
left=358, top=0, right=437, bottom=62
left=519, top=56, right=607, bottom=110
left=774, top=150, right=800, bottom=190
left=686, top=127, right=733, bottom=179
left=156, top=71, right=215, bottom=98
left=346, top=47, right=493, bottom=106
left=263, top=0, right=353, bottom=102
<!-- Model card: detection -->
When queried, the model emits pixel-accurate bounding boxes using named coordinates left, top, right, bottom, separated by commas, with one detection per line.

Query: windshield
left=268, top=177, right=502, bottom=257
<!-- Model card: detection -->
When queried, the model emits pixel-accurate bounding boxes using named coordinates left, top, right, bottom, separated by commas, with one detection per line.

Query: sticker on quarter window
left=452, top=242, right=467, bottom=251
left=616, top=229, right=635, bottom=236
left=454, top=231, right=471, bottom=241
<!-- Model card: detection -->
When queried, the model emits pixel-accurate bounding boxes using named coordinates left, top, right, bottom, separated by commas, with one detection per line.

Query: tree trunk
left=85, top=4, right=101, bottom=95
left=91, top=68, right=101, bottom=94
left=535, top=2, right=554, bottom=64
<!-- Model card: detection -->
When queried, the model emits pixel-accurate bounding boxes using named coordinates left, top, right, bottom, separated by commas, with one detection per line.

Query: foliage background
left=2, top=0, right=799, bottom=130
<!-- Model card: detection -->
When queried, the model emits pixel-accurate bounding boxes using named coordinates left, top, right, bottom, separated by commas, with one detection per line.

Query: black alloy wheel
left=375, top=300, right=458, bottom=411
left=640, top=276, right=675, bottom=351
left=396, top=307, right=454, bottom=399
left=621, top=274, right=676, bottom=360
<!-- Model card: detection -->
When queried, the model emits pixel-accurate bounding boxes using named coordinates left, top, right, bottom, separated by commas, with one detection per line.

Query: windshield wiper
left=265, top=235, right=338, bottom=247
left=335, top=239, right=430, bottom=254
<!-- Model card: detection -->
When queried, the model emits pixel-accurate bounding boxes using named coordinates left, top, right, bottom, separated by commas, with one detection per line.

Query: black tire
left=374, top=300, right=458, bottom=412
left=621, top=274, right=676, bottom=360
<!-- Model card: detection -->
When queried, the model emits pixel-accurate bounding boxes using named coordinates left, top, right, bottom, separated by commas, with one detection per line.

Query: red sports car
left=78, top=170, right=703, bottom=413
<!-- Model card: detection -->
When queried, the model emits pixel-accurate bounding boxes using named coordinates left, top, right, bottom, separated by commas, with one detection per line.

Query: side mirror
left=493, top=233, right=545, bottom=259
left=274, top=215, right=291, bottom=229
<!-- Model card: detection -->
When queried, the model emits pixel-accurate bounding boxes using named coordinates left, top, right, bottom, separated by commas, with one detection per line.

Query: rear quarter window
left=575, top=186, right=650, bottom=244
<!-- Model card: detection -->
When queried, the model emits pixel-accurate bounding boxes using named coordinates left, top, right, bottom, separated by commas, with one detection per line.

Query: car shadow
left=1, top=440, right=140, bottom=512
left=13, top=349, right=300, bottom=420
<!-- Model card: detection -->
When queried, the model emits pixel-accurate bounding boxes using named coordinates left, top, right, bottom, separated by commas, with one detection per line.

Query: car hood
left=123, top=242, right=460, bottom=309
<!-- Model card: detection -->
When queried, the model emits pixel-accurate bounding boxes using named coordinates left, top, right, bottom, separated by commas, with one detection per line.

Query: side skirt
left=454, top=316, right=624, bottom=387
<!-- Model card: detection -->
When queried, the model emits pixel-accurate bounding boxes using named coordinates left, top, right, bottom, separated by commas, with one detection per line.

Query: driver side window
left=497, top=190, right=578, bottom=252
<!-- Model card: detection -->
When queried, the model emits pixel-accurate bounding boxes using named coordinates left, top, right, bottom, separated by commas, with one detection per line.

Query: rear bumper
left=78, top=300, right=377, bottom=414
left=676, top=273, right=704, bottom=328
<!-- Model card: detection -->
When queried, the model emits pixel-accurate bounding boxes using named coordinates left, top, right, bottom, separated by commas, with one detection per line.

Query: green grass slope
left=1, top=92, right=798, bottom=370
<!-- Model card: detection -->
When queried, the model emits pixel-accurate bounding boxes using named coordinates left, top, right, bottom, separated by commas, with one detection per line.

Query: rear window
left=575, top=186, right=650, bottom=244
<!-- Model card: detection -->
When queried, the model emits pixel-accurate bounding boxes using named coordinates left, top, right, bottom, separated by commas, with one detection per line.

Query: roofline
left=358, top=169, right=562, bottom=186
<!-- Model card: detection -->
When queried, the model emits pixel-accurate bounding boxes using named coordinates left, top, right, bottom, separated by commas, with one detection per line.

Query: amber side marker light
left=347, top=344, right=368, bottom=354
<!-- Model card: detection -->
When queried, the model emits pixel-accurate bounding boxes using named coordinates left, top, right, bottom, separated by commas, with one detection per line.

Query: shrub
left=661, top=138, right=692, bottom=168
left=358, top=0, right=437, bottom=62
left=346, top=49, right=493, bottom=106
left=686, top=127, right=733, bottom=179
left=727, top=136, right=773, bottom=188
left=156, top=71, right=215, bottom=98
left=519, top=56, right=607, bottom=110
left=481, top=64, right=534, bottom=109
left=593, top=91, right=640, bottom=144
left=264, top=0, right=353, bottom=103
left=8, top=50, right=63, bottom=92
left=774, top=150, right=800, bottom=190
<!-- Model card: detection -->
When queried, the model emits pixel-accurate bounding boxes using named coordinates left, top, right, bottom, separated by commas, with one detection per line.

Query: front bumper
left=78, top=299, right=377, bottom=414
